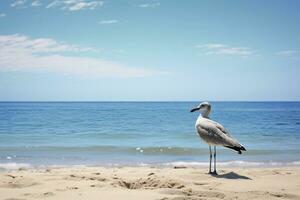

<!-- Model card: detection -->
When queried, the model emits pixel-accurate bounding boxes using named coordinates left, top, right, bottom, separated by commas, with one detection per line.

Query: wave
left=0, top=163, right=31, bottom=170
left=1, top=160, right=300, bottom=170
left=1, top=146, right=300, bottom=156
left=162, top=160, right=300, bottom=167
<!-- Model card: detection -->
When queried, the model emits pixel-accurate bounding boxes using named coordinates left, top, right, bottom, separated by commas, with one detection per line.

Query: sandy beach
left=0, top=166, right=299, bottom=200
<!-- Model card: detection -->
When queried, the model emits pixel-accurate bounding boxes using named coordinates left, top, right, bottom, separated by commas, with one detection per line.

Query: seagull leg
left=213, top=146, right=217, bottom=175
left=208, top=146, right=212, bottom=174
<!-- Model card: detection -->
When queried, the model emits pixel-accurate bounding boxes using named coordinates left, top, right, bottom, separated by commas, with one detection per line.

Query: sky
left=0, top=0, right=299, bottom=101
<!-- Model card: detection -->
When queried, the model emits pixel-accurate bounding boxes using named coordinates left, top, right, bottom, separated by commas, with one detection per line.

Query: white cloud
left=276, top=50, right=299, bottom=56
left=196, top=43, right=254, bottom=57
left=46, top=1, right=60, bottom=8
left=195, top=43, right=225, bottom=49
left=139, top=2, right=160, bottom=8
left=69, top=1, right=102, bottom=11
left=0, top=34, right=96, bottom=53
left=46, top=0, right=103, bottom=11
left=10, top=0, right=42, bottom=8
left=31, top=0, right=42, bottom=7
left=99, top=19, right=118, bottom=24
left=0, top=13, right=6, bottom=18
left=0, top=34, right=159, bottom=78
left=10, top=0, right=27, bottom=8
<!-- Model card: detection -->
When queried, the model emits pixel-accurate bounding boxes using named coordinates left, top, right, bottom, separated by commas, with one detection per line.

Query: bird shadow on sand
left=211, top=171, right=252, bottom=180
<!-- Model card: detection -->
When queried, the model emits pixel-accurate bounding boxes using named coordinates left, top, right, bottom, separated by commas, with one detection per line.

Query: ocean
left=0, top=102, right=300, bottom=169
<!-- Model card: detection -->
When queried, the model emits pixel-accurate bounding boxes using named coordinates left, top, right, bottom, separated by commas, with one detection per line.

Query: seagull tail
left=224, top=145, right=246, bottom=154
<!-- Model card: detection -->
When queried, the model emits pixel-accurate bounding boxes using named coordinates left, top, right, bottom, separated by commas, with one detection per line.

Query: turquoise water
left=0, top=102, right=300, bottom=168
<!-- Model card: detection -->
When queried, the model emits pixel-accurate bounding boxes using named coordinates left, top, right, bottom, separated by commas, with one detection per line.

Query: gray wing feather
left=197, top=119, right=242, bottom=148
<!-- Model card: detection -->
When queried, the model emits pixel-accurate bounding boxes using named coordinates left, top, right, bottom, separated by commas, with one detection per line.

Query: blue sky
left=0, top=0, right=299, bottom=101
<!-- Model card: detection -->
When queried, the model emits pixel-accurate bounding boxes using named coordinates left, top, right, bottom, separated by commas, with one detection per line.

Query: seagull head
left=190, top=102, right=211, bottom=117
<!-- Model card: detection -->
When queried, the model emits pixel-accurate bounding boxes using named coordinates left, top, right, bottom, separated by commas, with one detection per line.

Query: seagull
left=190, top=102, right=246, bottom=174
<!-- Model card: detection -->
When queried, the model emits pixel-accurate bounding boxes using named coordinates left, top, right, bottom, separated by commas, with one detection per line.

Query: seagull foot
left=208, top=171, right=218, bottom=176
left=212, top=171, right=218, bottom=175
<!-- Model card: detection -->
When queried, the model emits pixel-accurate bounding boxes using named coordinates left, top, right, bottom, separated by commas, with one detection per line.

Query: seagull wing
left=198, top=119, right=246, bottom=154
left=215, top=122, right=231, bottom=136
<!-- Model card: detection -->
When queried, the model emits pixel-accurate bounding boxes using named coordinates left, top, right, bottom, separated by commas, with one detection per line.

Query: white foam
left=164, top=161, right=207, bottom=167
left=291, top=161, right=300, bottom=165
left=163, top=160, right=300, bottom=167
left=0, top=163, right=31, bottom=170
left=137, top=162, right=149, bottom=167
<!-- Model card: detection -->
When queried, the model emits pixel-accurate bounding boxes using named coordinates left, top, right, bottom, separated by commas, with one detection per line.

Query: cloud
left=31, top=0, right=42, bottom=7
left=0, top=34, right=160, bottom=78
left=0, top=34, right=96, bottom=53
left=196, top=43, right=254, bottom=57
left=99, top=19, right=118, bottom=24
left=10, top=0, right=27, bottom=8
left=46, top=0, right=103, bottom=11
left=69, top=1, right=102, bottom=11
left=139, top=2, right=160, bottom=8
left=46, top=1, right=59, bottom=8
left=0, top=13, right=6, bottom=18
left=276, top=50, right=299, bottom=56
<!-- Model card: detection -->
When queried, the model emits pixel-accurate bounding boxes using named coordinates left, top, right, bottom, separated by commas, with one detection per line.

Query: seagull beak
left=190, top=107, right=200, bottom=112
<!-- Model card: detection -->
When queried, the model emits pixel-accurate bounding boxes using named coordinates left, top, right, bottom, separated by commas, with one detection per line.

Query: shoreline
left=1, top=160, right=300, bottom=171
left=1, top=166, right=299, bottom=200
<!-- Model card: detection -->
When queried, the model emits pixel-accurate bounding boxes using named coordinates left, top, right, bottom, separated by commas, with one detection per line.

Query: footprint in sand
left=113, top=176, right=184, bottom=190
left=43, top=192, right=54, bottom=197
left=90, top=184, right=104, bottom=188
left=67, top=186, right=79, bottom=190
left=66, top=174, right=107, bottom=182
left=66, top=174, right=85, bottom=180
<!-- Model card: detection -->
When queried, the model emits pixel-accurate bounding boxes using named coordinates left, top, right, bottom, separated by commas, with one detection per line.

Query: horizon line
left=0, top=100, right=300, bottom=103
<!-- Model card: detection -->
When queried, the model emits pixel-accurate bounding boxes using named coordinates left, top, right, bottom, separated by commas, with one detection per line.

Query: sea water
left=0, top=102, right=300, bottom=169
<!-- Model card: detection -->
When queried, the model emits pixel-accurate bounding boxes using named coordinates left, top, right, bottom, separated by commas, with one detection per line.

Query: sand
left=0, top=166, right=299, bottom=200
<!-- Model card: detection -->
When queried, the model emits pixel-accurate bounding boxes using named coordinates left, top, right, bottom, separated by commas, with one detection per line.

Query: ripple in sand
left=66, top=174, right=107, bottom=182
left=162, top=189, right=226, bottom=200
left=248, top=191, right=300, bottom=199
left=0, top=177, right=39, bottom=189
left=23, top=191, right=54, bottom=198
left=193, top=182, right=208, bottom=186
left=90, top=184, right=104, bottom=188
